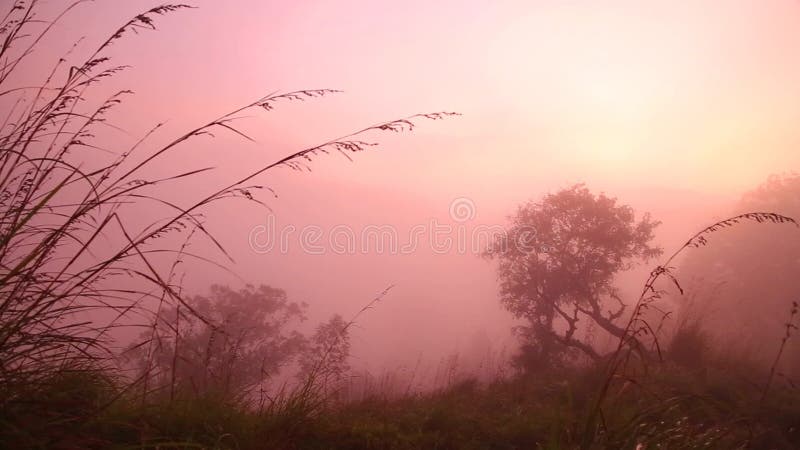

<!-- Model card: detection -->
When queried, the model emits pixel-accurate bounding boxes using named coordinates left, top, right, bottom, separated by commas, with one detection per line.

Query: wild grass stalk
left=263, top=286, right=394, bottom=415
left=761, top=300, right=798, bottom=403
left=581, top=212, right=798, bottom=448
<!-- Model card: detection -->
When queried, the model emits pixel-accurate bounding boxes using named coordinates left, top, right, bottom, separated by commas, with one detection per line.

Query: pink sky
left=23, top=0, right=800, bottom=371
left=46, top=0, right=800, bottom=193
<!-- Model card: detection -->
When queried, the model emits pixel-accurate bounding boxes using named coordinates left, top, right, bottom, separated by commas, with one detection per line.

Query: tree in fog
left=131, top=284, right=307, bottom=398
left=297, top=314, right=351, bottom=384
left=485, top=185, right=662, bottom=368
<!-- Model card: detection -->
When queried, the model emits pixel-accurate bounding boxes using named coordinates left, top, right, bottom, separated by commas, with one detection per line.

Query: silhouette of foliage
left=129, top=284, right=307, bottom=399
left=298, top=314, right=351, bottom=383
left=485, top=184, right=662, bottom=367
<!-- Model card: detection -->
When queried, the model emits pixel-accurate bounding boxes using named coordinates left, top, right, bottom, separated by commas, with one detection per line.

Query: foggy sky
left=24, top=0, right=800, bottom=374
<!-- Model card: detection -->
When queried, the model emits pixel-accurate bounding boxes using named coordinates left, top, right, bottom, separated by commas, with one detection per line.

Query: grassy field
left=3, top=343, right=799, bottom=449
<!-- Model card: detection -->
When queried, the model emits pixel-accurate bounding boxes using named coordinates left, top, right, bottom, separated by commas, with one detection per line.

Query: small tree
left=297, top=314, right=351, bottom=386
left=131, top=284, right=307, bottom=399
left=485, top=184, right=662, bottom=368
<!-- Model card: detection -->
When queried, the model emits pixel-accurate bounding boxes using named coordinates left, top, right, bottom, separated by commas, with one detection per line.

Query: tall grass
left=264, top=286, right=394, bottom=415
left=761, top=300, right=799, bottom=403
left=582, top=212, right=799, bottom=448
left=0, top=1, right=456, bottom=442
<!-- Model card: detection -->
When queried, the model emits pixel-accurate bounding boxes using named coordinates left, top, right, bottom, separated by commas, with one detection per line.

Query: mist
left=4, top=1, right=800, bottom=448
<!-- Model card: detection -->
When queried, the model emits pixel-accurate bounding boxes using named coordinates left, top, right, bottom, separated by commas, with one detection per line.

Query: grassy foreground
left=3, top=358, right=799, bottom=450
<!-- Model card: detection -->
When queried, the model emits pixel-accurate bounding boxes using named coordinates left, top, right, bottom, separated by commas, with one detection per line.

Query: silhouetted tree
left=297, top=314, right=351, bottom=384
left=485, top=185, right=662, bottom=368
left=131, top=284, right=307, bottom=399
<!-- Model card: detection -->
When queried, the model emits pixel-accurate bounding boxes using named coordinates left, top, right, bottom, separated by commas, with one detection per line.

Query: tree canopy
left=485, top=185, right=662, bottom=367
left=130, top=284, right=308, bottom=398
